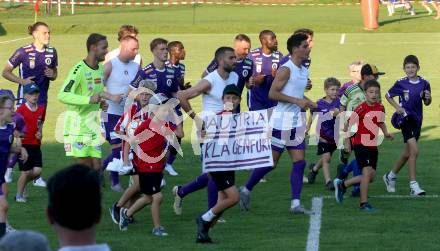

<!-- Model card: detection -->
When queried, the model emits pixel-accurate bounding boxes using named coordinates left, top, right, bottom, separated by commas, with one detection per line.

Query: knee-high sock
left=291, top=160, right=306, bottom=200
left=107, top=147, right=121, bottom=186
left=343, top=159, right=357, bottom=175
left=245, top=166, right=274, bottom=191
left=166, top=154, right=176, bottom=166
left=7, top=154, right=18, bottom=169
left=207, top=177, right=218, bottom=209
left=177, top=173, right=209, bottom=198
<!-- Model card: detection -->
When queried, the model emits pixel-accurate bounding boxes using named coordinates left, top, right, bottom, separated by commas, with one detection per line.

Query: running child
left=334, top=80, right=394, bottom=212
left=383, top=55, right=431, bottom=196
left=15, top=84, right=46, bottom=202
left=306, top=77, right=341, bottom=190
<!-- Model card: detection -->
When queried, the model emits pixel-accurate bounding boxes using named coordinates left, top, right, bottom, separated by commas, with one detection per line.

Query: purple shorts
left=271, top=128, right=306, bottom=152
left=103, top=113, right=122, bottom=145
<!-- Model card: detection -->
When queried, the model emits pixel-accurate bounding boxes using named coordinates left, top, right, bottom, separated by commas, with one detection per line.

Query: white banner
left=202, top=110, right=273, bottom=173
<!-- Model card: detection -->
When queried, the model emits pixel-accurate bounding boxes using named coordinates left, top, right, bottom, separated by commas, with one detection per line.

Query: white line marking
left=306, top=197, right=323, bottom=251
left=340, top=33, right=346, bottom=44
left=0, top=37, right=31, bottom=44
left=320, top=194, right=440, bottom=199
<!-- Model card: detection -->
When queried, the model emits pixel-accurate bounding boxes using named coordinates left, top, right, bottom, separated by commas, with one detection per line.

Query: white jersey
left=106, top=56, right=139, bottom=115
left=270, top=60, right=308, bottom=130
left=107, top=48, right=141, bottom=66
left=201, top=70, right=239, bottom=116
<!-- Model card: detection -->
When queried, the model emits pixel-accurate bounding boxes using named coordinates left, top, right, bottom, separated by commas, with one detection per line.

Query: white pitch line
left=306, top=197, right=323, bottom=251
left=320, top=194, right=440, bottom=199
left=0, top=37, right=31, bottom=44
left=339, top=33, right=346, bottom=45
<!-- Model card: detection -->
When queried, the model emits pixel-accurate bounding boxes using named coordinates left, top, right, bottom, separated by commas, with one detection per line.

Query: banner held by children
left=202, top=110, right=273, bottom=173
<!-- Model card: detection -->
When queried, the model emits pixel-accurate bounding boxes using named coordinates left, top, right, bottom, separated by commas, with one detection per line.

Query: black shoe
left=325, top=181, right=335, bottom=191
left=109, top=203, right=120, bottom=224
left=336, top=164, right=348, bottom=180
left=127, top=216, right=135, bottom=224
left=307, top=170, right=318, bottom=184
left=196, top=215, right=212, bottom=243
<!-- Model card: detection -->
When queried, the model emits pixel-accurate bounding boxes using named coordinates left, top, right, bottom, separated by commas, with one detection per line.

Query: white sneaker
left=410, top=182, right=426, bottom=196
left=33, top=177, right=47, bottom=187
left=6, top=224, right=16, bottom=233
left=15, top=195, right=26, bottom=203
left=164, top=164, right=178, bottom=176
left=383, top=172, right=396, bottom=193
left=161, top=178, right=166, bottom=188
left=259, top=177, right=267, bottom=183
left=111, top=184, right=124, bottom=193
left=172, top=186, right=183, bottom=215
left=4, top=168, right=13, bottom=183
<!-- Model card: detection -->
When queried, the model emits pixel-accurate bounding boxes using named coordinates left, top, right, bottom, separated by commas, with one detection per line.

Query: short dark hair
left=86, top=33, right=107, bottom=52
left=259, top=30, right=275, bottom=41
left=324, top=77, right=341, bottom=89
left=47, top=164, right=101, bottom=231
left=286, top=33, right=308, bottom=54
left=234, top=34, right=251, bottom=43
left=215, top=46, right=234, bottom=63
left=293, top=28, right=314, bottom=37
left=117, top=25, right=138, bottom=41
left=150, top=38, right=168, bottom=52
left=167, top=41, right=183, bottom=51
left=28, top=22, right=48, bottom=35
left=403, top=55, right=419, bottom=68
left=363, top=79, right=381, bottom=91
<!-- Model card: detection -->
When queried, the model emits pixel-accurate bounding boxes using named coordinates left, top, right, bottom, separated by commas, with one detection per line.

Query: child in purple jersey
left=2, top=22, right=58, bottom=107
left=0, top=95, right=28, bottom=237
left=383, top=55, right=432, bottom=196
left=0, top=90, right=26, bottom=184
left=306, top=77, right=341, bottom=190
left=246, top=30, right=283, bottom=111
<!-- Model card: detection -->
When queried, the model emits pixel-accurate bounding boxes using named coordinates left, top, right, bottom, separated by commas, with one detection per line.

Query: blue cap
left=23, top=84, right=39, bottom=95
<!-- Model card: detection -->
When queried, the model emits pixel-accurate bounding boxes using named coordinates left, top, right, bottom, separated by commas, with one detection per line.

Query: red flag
left=34, top=0, right=39, bottom=14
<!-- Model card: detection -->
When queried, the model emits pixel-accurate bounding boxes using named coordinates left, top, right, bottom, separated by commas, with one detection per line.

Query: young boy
left=15, top=84, right=46, bottom=202
left=306, top=77, right=341, bottom=190
left=0, top=94, right=28, bottom=237
left=383, top=55, right=431, bottom=196
left=109, top=85, right=155, bottom=225
left=119, top=93, right=182, bottom=236
left=334, top=80, right=393, bottom=212
left=196, top=84, right=241, bottom=243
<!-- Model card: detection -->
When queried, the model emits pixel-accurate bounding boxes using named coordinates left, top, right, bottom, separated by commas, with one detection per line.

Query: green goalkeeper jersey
left=58, top=60, right=104, bottom=137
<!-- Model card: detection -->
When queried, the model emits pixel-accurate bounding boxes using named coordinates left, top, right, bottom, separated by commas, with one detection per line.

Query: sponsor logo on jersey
left=45, top=54, right=54, bottom=58
left=29, top=58, right=35, bottom=69
left=242, top=69, right=249, bottom=77
left=256, top=64, right=262, bottom=73
left=166, top=79, right=172, bottom=87
left=45, top=58, right=52, bottom=65
left=271, top=63, right=278, bottom=69
left=403, top=90, right=410, bottom=101
left=94, top=78, right=102, bottom=84
left=166, top=68, right=175, bottom=74
left=243, top=65, right=252, bottom=70
left=25, top=48, right=34, bottom=53
left=45, top=48, right=54, bottom=53
left=85, top=72, right=92, bottom=78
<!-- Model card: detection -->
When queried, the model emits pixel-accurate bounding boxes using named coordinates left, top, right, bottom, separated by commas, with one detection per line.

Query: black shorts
left=401, top=116, right=421, bottom=143
left=209, top=171, right=235, bottom=191
left=138, top=172, right=163, bottom=195
left=317, top=142, right=337, bottom=155
left=353, top=145, right=378, bottom=170
left=18, top=145, right=42, bottom=171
